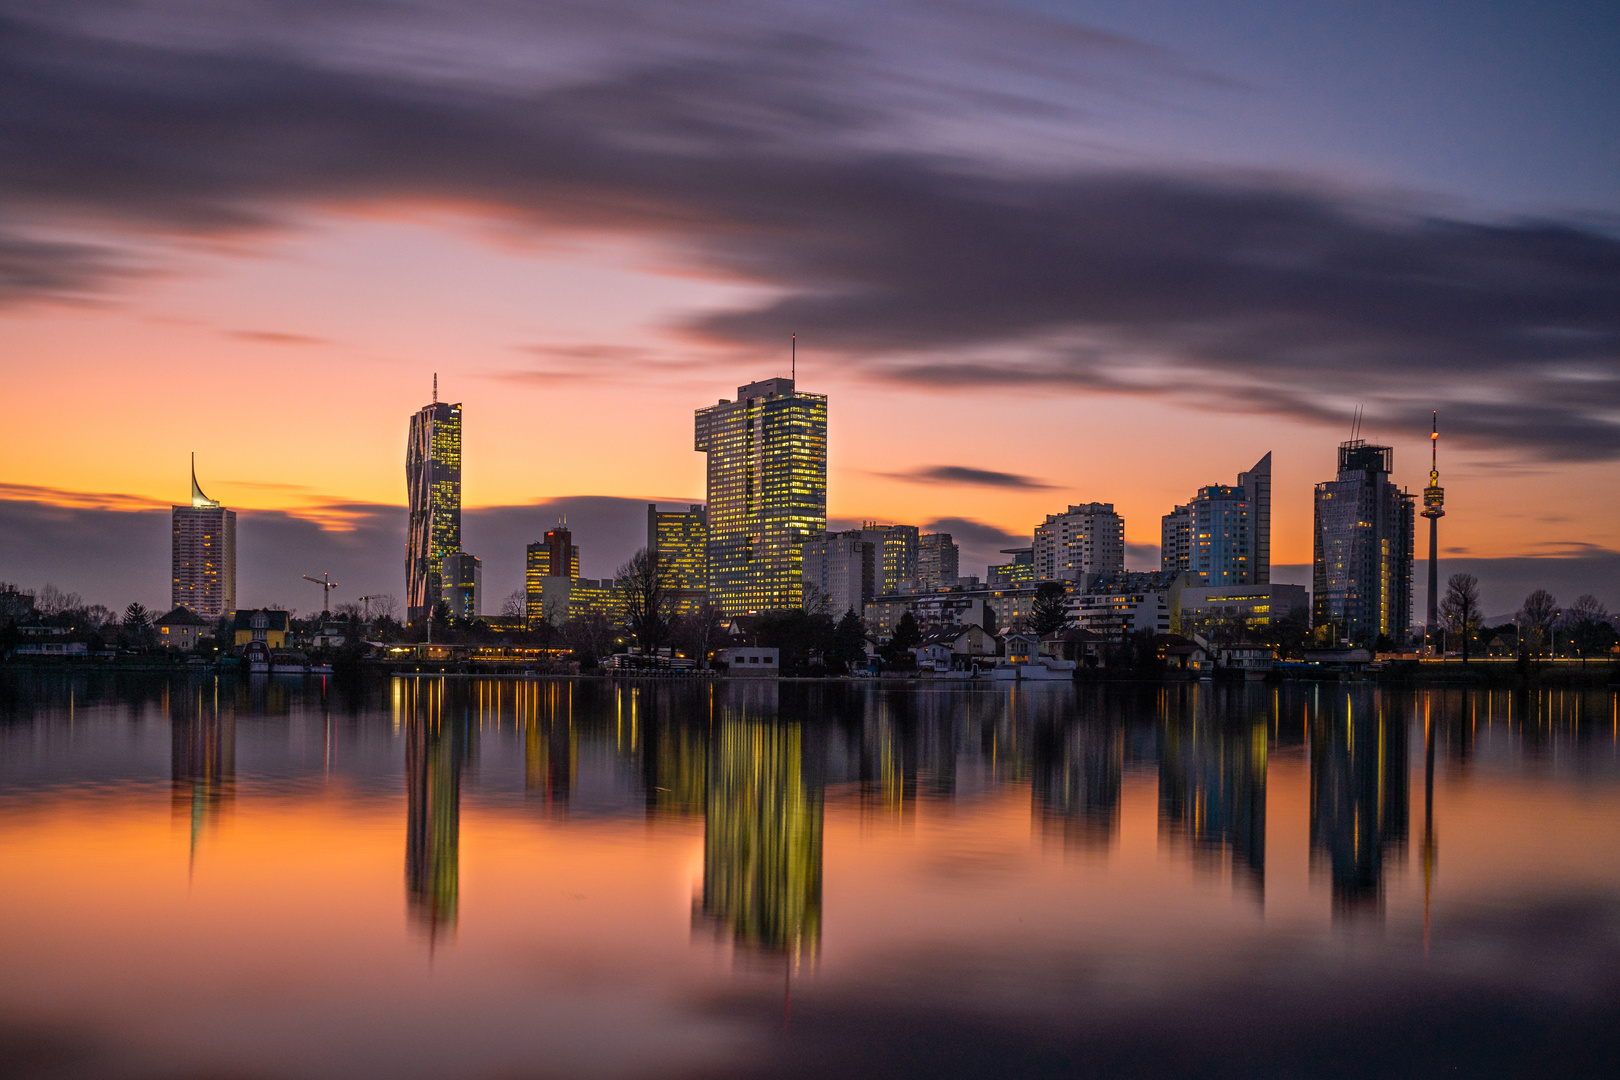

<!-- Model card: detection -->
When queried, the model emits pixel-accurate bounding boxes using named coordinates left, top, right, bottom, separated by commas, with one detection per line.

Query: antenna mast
left=433, top=372, right=437, bottom=404
left=791, top=334, right=796, bottom=383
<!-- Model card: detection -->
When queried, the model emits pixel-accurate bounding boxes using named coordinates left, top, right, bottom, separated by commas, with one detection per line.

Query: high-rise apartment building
left=1161, top=453, right=1271, bottom=586
left=406, top=389, right=462, bottom=625
left=916, top=532, right=959, bottom=591
left=1313, top=441, right=1415, bottom=647
left=695, top=377, right=828, bottom=616
left=1033, top=503, right=1124, bottom=583
left=440, top=551, right=481, bottom=620
left=802, top=531, right=875, bottom=617
left=172, top=455, right=236, bottom=619
left=649, top=503, right=709, bottom=616
left=860, top=523, right=920, bottom=595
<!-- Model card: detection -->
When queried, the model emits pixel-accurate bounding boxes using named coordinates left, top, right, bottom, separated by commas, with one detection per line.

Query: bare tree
left=672, top=602, right=727, bottom=667
left=36, top=584, right=82, bottom=616
left=1564, top=594, right=1613, bottom=664
left=371, top=594, right=399, bottom=622
left=1519, top=589, right=1559, bottom=658
left=615, top=548, right=671, bottom=656
left=1439, top=573, right=1481, bottom=661
left=334, top=601, right=363, bottom=620
left=500, top=588, right=527, bottom=617
left=801, top=582, right=832, bottom=617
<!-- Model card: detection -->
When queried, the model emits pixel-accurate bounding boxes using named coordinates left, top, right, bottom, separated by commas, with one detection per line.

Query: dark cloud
left=921, top=516, right=1025, bottom=581
left=0, top=225, right=126, bottom=304
left=883, top=466, right=1054, bottom=490
left=228, top=329, right=329, bottom=346
left=0, top=2, right=1616, bottom=459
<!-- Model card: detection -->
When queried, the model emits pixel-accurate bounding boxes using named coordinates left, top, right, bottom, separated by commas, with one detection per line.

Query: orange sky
left=4, top=216, right=1614, bottom=564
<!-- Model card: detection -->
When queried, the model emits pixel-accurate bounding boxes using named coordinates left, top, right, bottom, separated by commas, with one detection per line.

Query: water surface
left=2, top=675, right=1618, bottom=1079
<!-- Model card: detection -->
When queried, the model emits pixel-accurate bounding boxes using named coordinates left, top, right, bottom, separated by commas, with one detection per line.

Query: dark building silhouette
left=1313, top=440, right=1415, bottom=647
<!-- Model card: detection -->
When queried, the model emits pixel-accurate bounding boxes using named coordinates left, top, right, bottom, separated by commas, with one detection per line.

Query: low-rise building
left=155, top=606, right=208, bottom=649
left=1176, top=584, right=1309, bottom=635
left=233, top=609, right=290, bottom=650
left=1069, top=572, right=1191, bottom=639
left=718, top=646, right=780, bottom=677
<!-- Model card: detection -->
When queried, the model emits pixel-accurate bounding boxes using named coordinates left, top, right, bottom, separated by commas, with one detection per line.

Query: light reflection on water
left=1, top=674, right=1618, bottom=1079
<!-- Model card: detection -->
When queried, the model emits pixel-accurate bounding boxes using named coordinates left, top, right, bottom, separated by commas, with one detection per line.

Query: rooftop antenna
left=433, top=372, right=437, bottom=404
left=791, top=333, right=796, bottom=383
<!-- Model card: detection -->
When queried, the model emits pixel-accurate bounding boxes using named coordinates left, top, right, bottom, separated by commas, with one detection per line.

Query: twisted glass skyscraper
left=406, top=396, right=462, bottom=625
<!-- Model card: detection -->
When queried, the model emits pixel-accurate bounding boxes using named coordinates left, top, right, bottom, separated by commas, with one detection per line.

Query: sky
left=1, top=0, right=1617, bottom=615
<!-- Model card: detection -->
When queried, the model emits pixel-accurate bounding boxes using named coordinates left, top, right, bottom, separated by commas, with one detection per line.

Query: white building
left=1033, top=503, right=1124, bottom=583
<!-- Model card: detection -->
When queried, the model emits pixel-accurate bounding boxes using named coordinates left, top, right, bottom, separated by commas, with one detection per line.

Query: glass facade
left=440, top=551, right=481, bottom=620
left=695, top=378, right=827, bottom=616
left=406, top=401, right=462, bottom=625
left=1190, top=485, right=1251, bottom=587
left=648, top=503, right=709, bottom=616
left=1312, top=441, right=1415, bottom=647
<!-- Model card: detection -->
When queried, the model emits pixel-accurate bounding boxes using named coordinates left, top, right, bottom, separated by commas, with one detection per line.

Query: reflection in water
left=1158, top=685, right=1267, bottom=895
left=170, top=679, right=235, bottom=869
left=520, top=680, right=575, bottom=813
left=1310, top=692, right=1409, bottom=918
left=402, top=680, right=467, bottom=939
left=1032, top=700, right=1122, bottom=850
left=700, top=686, right=824, bottom=965
left=641, top=685, right=708, bottom=820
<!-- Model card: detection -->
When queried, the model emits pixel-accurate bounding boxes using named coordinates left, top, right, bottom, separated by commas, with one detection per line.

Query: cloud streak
left=884, top=466, right=1054, bottom=490
left=0, top=1, right=1616, bottom=459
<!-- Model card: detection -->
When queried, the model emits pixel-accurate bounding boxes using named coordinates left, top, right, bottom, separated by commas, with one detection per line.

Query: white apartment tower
left=1033, top=503, right=1124, bottom=583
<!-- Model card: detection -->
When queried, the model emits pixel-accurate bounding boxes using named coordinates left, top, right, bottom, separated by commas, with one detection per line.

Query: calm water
left=2, top=675, right=1618, bottom=1080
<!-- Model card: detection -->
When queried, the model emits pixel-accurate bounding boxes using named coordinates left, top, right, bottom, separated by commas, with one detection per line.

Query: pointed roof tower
left=190, top=452, right=221, bottom=509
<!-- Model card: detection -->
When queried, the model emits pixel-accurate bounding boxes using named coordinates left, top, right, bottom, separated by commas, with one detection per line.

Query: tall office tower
left=526, top=523, right=580, bottom=625
left=1189, top=485, right=1252, bottom=586
left=440, top=551, right=481, bottom=620
left=860, top=522, right=920, bottom=594
left=1313, top=441, right=1415, bottom=647
left=406, top=384, right=462, bottom=625
left=1161, top=505, right=1192, bottom=574
left=1421, top=414, right=1445, bottom=653
left=1032, top=503, right=1124, bottom=583
left=172, top=455, right=237, bottom=619
left=916, top=532, right=959, bottom=590
left=802, top=530, right=875, bottom=617
left=695, top=376, right=828, bottom=616
left=1237, top=452, right=1272, bottom=585
left=648, top=503, right=709, bottom=588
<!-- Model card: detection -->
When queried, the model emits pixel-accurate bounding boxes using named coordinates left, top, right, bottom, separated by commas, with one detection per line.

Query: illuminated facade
left=171, top=456, right=236, bottom=619
left=648, top=503, right=709, bottom=615
left=695, top=377, right=827, bottom=616
left=406, top=397, right=462, bottom=625
left=1312, top=441, right=1415, bottom=647
left=404, top=686, right=465, bottom=939
left=526, top=524, right=580, bottom=626
left=1311, top=693, right=1408, bottom=918
left=860, top=523, right=919, bottom=595
left=1032, top=503, right=1124, bottom=583
left=988, top=546, right=1034, bottom=587
left=440, top=551, right=481, bottom=620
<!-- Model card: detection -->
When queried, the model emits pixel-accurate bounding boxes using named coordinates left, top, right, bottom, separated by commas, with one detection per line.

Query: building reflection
left=402, top=680, right=467, bottom=939
left=641, top=685, right=708, bottom=820
left=1157, top=685, right=1267, bottom=896
left=170, top=679, right=235, bottom=868
left=1032, top=705, right=1122, bottom=850
left=1310, top=692, right=1408, bottom=919
left=519, top=680, right=574, bottom=814
left=699, top=686, right=824, bottom=966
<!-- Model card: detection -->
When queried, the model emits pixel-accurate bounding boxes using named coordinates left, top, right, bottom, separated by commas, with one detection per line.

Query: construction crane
left=302, top=573, right=337, bottom=615
left=358, top=595, right=385, bottom=621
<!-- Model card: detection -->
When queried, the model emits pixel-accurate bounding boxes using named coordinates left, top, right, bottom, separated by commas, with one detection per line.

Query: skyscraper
left=860, top=523, right=920, bottom=595
left=695, top=377, right=828, bottom=615
left=648, top=503, right=709, bottom=614
left=171, top=455, right=236, bottom=619
left=916, top=532, right=960, bottom=590
left=1033, top=503, right=1124, bottom=583
left=440, top=551, right=481, bottom=620
left=1313, top=441, right=1415, bottom=647
left=1162, top=452, right=1271, bottom=585
left=406, top=386, right=462, bottom=625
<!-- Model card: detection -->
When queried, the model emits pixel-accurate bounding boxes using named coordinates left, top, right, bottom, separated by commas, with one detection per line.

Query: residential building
left=406, top=387, right=462, bottom=625
left=802, top=530, right=875, bottom=618
left=1033, top=503, right=1124, bottom=583
left=1068, top=572, right=1189, bottom=639
left=695, top=377, right=828, bottom=615
left=988, top=547, right=1034, bottom=587
left=860, top=523, right=919, bottom=594
left=1176, top=585, right=1310, bottom=634
left=232, top=609, right=290, bottom=650
left=865, top=582, right=1039, bottom=637
left=155, top=606, right=208, bottom=649
left=441, top=551, right=481, bottom=620
left=1162, top=453, right=1273, bottom=586
left=1313, top=440, right=1415, bottom=647
left=916, top=532, right=960, bottom=590
left=648, top=503, right=709, bottom=615
left=172, top=455, right=236, bottom=619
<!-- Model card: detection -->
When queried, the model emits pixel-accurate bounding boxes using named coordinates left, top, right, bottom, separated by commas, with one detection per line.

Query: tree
left=373, top=594, right=400, bottom=623
left=36, top=584, right=82, bottom=616
left=430, top=600, right=452, bottom=637
left=123, top=602, right=148, bottom=628
left=500, top=588, right=527, bottom=618
left=1439, top=572, right=1482, bottom=661
left=1029, top=581, right=1069, bottom=636
left=672, top=602, right=726, bottom=667
left=615, top=547, right=672, bottom=656
left=563, top=611, right=620, bottom=668
left=833, top=608, right=869, bottom=673
left=1519, top=589, right=1559, bottom=658
left=801, top=583, right=832, bottom=618
left=1564, top=595, right=1615, bottom=663
left=882, top=611, right=923, bottom=669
